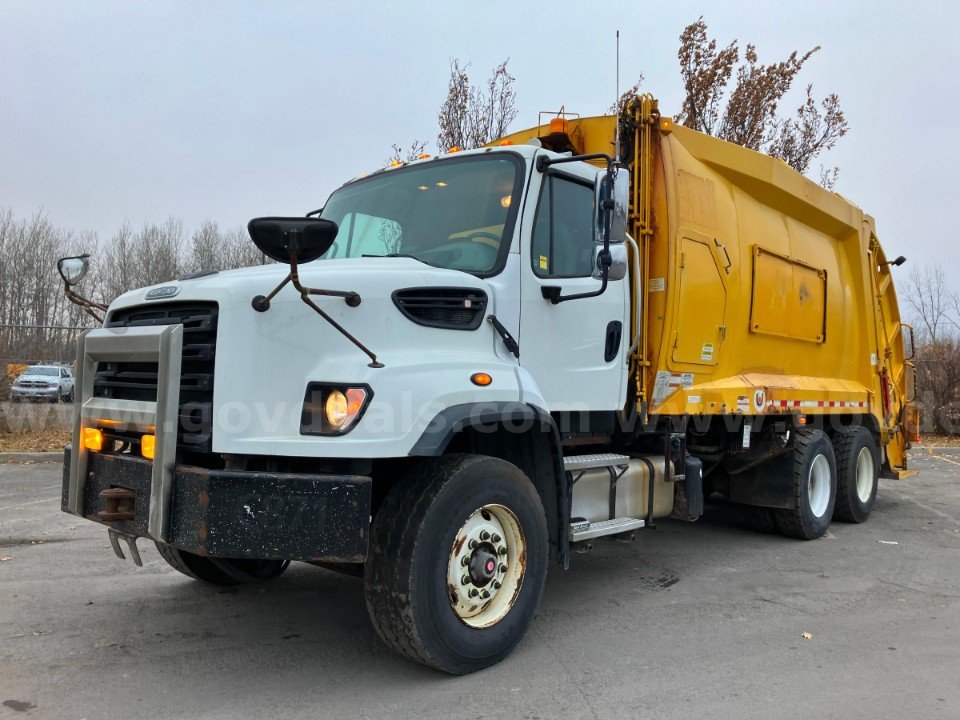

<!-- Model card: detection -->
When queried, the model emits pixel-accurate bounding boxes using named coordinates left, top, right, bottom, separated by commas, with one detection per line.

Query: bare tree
left=905, top=264, right=958, bottom=344
left=767, top=85, right=848, bottom=175
left=618, top=18, right=848, bottom=185
left=903, top=264, right=960, bottom=434
left=385, top=140, right=428, bottom=165
left=682, top=18, right=847, bottom=178
left=676, top=20, right=738, bottom=135
left=437, top=59, right=518, bottom=152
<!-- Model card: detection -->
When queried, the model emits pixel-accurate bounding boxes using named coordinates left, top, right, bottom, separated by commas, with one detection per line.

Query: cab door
left=518, top=165, right=628, bottom=411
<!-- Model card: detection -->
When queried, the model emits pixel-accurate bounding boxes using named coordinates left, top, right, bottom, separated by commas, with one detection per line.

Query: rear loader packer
left=59, top=95, right=915, bottom=673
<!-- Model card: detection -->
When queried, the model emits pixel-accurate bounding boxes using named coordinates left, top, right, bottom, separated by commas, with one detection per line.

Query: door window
left=531, top=175, right=595, bottom=278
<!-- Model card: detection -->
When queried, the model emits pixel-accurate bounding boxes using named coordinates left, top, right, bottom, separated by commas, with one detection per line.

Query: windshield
left=320, top=154, right=523, bottom=275
left=24, top=367, right=58, bottom=376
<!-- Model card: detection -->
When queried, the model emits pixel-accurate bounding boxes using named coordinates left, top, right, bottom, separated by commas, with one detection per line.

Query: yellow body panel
left=495, top=98, right=912, bottom=474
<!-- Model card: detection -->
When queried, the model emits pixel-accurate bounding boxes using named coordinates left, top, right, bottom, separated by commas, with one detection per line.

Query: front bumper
left=61, top=446, right=371, bottom=562
left=11, top=387, right=59, bottom=399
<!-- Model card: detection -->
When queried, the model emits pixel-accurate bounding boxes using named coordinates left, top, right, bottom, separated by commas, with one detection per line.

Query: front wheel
left=155, top=542, right=290, bottom=586
left=364, top=455, right=548, bottom=674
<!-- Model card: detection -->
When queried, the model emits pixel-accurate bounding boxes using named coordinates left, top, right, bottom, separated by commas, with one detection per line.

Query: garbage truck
left=58, top=95, right=916, bottom=674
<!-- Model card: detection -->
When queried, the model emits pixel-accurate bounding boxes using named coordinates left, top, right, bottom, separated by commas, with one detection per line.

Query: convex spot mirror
left=595, top=168, right=630, bottom=246
left=247, top=217, right=339, bottom=264
left=593, top=244, right=628, bottom=281
left=57, top=255, right=90, bottom=286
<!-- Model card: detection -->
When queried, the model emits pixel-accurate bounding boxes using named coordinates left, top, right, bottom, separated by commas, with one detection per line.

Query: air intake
left=392, top=287, right=488, bottom=330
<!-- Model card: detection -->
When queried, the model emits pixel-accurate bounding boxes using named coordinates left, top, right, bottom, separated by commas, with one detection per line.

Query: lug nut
left=493, top=581, right=502, bottom=590
left=469, top=588, right=480, bottom=598
left=461, top=574, right=470, bottom=585
left=492, top=533, right=502, bottom=543
left=468, top=539, right=478, bottom=549
left=461, top=555, right=470, bottom=567
left=480, top=530, right=490, bottom=541
left=499, top=564, right=507, bottom=573
left=480, top=590, right=491, bottom=599
left=498, top=546, right=507, bottom=556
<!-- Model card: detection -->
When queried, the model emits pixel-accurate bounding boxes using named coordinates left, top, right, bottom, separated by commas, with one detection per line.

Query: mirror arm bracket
left=542, top=273, right=610, bottom=305
left=252, top=245, right=382, bottom=368
left=536, top=152, right=614, bottom=174
left=64, top=283, right=108, bottom=324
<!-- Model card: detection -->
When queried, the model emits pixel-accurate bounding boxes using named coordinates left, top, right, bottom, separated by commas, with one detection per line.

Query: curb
left=0, top=452, right=64, bottom=464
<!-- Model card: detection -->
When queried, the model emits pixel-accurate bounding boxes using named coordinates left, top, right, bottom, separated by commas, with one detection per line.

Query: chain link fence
left=0, top=323, right=88, bottom=401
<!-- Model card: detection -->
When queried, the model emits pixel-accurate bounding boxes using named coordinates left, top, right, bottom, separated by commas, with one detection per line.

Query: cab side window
left=531, top=175, right=595, bottom=277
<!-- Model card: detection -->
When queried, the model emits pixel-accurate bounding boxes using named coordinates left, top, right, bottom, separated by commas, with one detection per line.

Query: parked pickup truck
left=10, top=365, right=74, bottom=402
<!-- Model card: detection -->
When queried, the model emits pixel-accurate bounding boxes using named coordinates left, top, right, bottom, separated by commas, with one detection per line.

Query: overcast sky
left=2, top=0, right=958, bottom=279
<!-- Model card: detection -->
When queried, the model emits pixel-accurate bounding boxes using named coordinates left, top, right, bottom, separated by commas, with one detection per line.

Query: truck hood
left=111, top=257, right=490, bottom=312
left=108, top=256, right=500, bottom=372
left=105, top=257, right=524, bottom=458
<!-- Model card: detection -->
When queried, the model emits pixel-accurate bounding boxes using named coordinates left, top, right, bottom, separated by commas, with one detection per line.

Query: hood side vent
left=392, top=287, right=488, bottom=330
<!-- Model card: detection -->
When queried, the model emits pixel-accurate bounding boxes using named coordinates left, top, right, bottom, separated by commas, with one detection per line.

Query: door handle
left=605, top=321, right=623, bottom=362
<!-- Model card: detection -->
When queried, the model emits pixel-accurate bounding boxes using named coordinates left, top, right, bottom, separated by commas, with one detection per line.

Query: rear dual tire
left=832, top=426, right=880, bottom=523
left=775, top=429, right=838, bottom=540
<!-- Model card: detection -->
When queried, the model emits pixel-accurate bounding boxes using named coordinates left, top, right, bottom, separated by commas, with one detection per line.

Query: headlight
left=301, top=384, right=372, bottom=435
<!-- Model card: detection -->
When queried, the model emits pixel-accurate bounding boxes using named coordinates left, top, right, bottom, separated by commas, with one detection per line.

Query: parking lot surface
left=1, top=454, right=958, bottom=719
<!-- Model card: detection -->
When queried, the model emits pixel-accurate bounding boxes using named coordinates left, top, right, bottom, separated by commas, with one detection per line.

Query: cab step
left=563, top=453, right=630, bottom=471
left=569, top=516, right=646, bottom=542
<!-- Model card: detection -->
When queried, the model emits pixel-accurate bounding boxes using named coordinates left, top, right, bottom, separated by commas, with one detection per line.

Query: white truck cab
left=60, top=142, right=653, bottom=674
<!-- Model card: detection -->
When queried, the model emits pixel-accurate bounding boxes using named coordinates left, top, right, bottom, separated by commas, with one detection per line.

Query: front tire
left=775, top=429, right=837, bottom=540
left=364, top=454, right=548, bottom=674
left=832, top=426, right=879, bottom=523
left=155, top=543, right=289, bottom=586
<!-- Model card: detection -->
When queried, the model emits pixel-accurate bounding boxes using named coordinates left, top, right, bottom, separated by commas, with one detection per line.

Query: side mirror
left=57, top=254, right=91, bottom=286
left=247, top=217, right=339, bottom=264
left=57, top=253, right=108, bottom=323
left=595, top=167, right=629, bottom=246
left=593, top=244, right=628, bottom=281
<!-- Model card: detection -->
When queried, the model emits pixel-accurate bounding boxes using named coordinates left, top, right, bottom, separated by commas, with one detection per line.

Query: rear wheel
left=364, top=454, right=548, bottom=674
left=155, top=542, right=290, bottom=586
left=775, top=429, right=837, bottom=540
left=833, top=426, right=879, bottom=523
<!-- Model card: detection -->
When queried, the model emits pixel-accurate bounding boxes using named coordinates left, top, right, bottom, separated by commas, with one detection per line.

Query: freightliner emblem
left=145, top=286, right=181, bottom=300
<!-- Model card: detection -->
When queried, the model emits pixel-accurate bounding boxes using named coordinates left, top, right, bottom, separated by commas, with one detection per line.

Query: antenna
left=615, top=30, right=621, bottom=163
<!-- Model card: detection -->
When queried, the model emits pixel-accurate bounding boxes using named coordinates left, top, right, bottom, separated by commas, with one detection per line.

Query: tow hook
left=107, top=527, right=143, bottom=567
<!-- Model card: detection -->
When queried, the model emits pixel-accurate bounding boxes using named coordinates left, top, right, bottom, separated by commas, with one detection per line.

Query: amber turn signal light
left=140, top=433, right=156, bottom=460
left=471, top=373, right=493, bottom=387
left=82, top=427, right=104, bottom=452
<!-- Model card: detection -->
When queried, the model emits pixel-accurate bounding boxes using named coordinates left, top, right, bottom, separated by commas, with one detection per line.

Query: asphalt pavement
left=1, top=454, right=958, bottom=719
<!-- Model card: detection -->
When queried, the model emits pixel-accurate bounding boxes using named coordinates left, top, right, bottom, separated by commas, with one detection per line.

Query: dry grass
left=0, top=426, right=70, bottom=453
left=0, top=401, right=72, bottom=453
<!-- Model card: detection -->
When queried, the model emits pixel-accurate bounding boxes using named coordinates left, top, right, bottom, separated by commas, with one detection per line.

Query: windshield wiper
left=361, top=253, right=442, bottom=269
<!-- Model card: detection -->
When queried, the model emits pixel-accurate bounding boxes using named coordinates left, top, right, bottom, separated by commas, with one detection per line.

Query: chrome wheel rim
left=447, top=503, right=525, bottom=628
left=807, top=454, right=831, bottom=518
left=855, top=447, right=875, bottom=503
